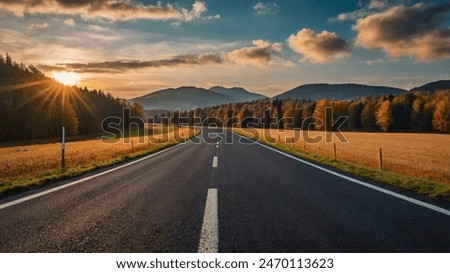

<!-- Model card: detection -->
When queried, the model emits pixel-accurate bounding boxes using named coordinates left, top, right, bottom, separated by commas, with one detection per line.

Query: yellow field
left=237, top=128, right=450, bottom=184
left=0, top=126, right=197, bottom=182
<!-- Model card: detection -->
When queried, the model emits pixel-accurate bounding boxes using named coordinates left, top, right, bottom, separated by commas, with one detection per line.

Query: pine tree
left=361, top=97, right=376, bottom=131
left=282, top=108, right=297, bottom=129
left=301, top=101, right=315, bottom=130
left=432, top=95, right=450, bottom=133
left=238, top=108, right=253, bottom=128
left=376, top=100, right=393, bottom=132
left=410, top=98, right=428, bottom=132
left=65, top=100, right=80, bottom=135
left=263, top=108, right=272, bottom=128
left=313, top=99, right=331, bottom=131
left=5, top=53, right=12, bottom=66
left=348, top=100, right=362, bottom=131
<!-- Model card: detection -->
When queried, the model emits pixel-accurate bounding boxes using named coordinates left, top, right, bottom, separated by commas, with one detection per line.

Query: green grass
left=234, top=129, right=450, bottom=201
left=0, top=130, right=200, bottom=197
left=122, top=125, right=175, bottom=138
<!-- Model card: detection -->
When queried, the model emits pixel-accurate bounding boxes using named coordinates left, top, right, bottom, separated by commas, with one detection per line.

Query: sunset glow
left=51, top=71, right=81, bottom=86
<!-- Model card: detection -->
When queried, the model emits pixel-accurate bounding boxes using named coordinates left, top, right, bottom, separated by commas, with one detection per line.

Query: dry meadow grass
left=238, top=128, right=450, bottom=184
left=0, top=126, right=197, bottom=183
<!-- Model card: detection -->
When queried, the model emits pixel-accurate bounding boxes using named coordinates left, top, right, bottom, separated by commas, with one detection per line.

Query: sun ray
left=0, top=79, right=51, bottom=92
left=15, top=82, right=58, bottom=109
left=68, top=88, right=96, bottom=117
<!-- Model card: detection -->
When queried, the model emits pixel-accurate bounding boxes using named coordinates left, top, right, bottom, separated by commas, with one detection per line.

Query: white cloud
left=227, top=40, right=283, bottom=67
left=253, top=2, right=279, bottom=15
left=64, top=18, right=75, bottom=27
left=288, top=28, right=351, bottom=63
left=332, top=0, right=409, bottom=21
left=34, top=39, right=284, bottom=73
left=89, top=24, right=109, bottom=32
left=365, top=58, right=384, bottom=65
left=354, top=3, right=450, bottom=61
left=181, top=1, right=208, bottom=22
left=282, top=60, right=296, bottom=67
left=27, top=22, right=49, bottom=30
left=368, top=0, right=389, bottom=9
left=333, top=9, right=374, bottom=21
left=0, top=0, right=210, bottom=23
left=204, top=14, right=221, bottom=20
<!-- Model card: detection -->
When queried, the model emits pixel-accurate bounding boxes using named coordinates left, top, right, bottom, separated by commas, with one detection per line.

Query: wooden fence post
left=379, top=147, right=383, bottom=170
left=131, top=140, right=135, bottom=153
left=333, top=143, right=337, bottom=160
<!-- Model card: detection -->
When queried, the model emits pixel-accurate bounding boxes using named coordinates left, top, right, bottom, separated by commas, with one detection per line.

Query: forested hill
left=0, top=54, right=143, bottom=142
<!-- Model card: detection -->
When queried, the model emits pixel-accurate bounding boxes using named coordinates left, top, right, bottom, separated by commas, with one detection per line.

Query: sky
left=0, top=0, right=449, bottom=98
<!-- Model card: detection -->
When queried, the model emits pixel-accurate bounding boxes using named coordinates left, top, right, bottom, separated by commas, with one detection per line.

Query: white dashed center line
left=198, top=155, right=220, bottom=252
left=198, top=188, right=219, bottom=253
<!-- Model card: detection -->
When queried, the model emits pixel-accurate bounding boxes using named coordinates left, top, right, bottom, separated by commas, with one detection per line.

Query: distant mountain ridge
left=130, top=86, right=266, bottom=111
left=131, top=80, right=449, bottom=111
left=410, top=80, right=450, bottom=92
left=209, top=86, right=266, bottom=102
left=274, top=83, right=406, bottom=101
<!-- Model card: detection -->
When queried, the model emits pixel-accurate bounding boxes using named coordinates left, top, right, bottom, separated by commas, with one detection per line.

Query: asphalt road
left=0, top=128, right=449, bottom=252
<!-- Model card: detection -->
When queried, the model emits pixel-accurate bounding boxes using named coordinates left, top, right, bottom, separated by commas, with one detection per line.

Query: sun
left=51, top=71, right=81, bottom=86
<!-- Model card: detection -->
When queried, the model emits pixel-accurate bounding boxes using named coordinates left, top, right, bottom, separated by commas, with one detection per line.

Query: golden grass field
left=0, top=125, right=197, bottom=183
left=237, top=128, right=450, bottom=185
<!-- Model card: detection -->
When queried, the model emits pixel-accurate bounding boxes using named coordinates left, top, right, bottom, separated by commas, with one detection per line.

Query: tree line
left=165, top=89, right=450, bottom=133
left=0, top=54, right=144, bottom=142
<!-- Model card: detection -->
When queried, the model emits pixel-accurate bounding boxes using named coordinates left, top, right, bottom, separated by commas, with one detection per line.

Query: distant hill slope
left=410, top=80, right=450, bottom=92
left=274, top=83, right=406, bottom=101
left=209, top=86, right=266, bottom=102
left=130, top=86, right=266, bottom=111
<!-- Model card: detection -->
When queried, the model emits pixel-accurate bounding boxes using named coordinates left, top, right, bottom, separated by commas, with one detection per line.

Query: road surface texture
left=0, top=128, right=449, bottom=252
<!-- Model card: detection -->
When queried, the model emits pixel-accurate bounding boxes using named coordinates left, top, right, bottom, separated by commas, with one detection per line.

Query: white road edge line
left=198, top=188, right=219, bottom=253
left=236, top=133, right=450, bottom=217
left=212, top=156, right=218, bottom=168
left=0, top=138, right=195, bottom=211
